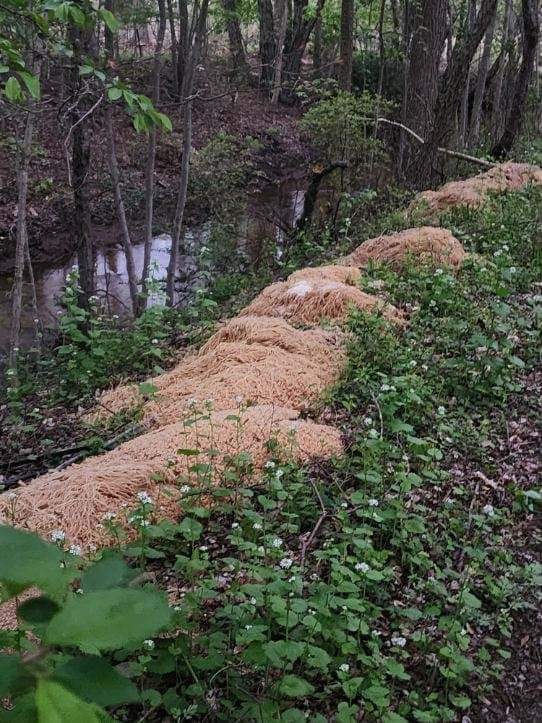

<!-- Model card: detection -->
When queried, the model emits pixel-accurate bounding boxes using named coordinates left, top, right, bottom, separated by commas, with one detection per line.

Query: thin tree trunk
left=491, top=0, right=540, bottom=157
left=271, top=0, right=288, bottom=105
left=469, top=5, right=497, bottom=147
left=166, top=0, right=209, bottom=306
left=104, top=0, right=139, bottom=316
left=339, top=0, right=354, bottom=91
left=280, top=0, right=325, bottom=102
left=313, top=12, right=322, bottom=74
left=459, top=0, right=478, bottom=148
left=166, top=0, right=179, bottom=97
left=9, top=108, right=35, bottom=369
left=491, top=0, right=513, bottom=140
left=177, top=0, right=189, bottom=97
left=24, top=235, right=41, bottom=351
left=142, top=0, right=167, bottom=305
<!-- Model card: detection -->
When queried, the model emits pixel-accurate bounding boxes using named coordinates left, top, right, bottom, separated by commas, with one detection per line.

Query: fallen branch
left=371, top=117, right=494, bottom=169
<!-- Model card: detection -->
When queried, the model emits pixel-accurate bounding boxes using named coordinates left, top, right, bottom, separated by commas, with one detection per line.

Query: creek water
left=0, top=181, right=305, bottom=353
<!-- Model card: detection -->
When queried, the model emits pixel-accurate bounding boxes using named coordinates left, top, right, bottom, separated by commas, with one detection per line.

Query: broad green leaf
left=133, top=111, right=147, bottom=133
left=18, top=596, right=60, bottom=624
left=0, top=654, right=33, bottom=698
left=54, top=656, right=139, bottom=707
left=81, top=554, right=136, bottom=592
left=449, top=693, right=472, bottom=709
left=79, top=65, right=94, bottom=76
left=107, top=86, right=123, bottom=101
left=277, top=674, right=315, bottom=698
left=362, top=684, right=390, bottom=708
left=157, top=112, right=172, bottom=132
left=100, top=8, right=120, bottom=33
left=383, top=713, right=409, bottom=723
left=44, top=587, right=172, bottom=651
left=36, top=680, right=106, bottom=722
left=19, top=72, right=40, bottom=100
left=0, top=525, right=72, bottom=596
left=461, top=590, right=482, bottom=609
left=177, top=517, right=203, bottom=541
left=5, top=76, right=22, bottom=101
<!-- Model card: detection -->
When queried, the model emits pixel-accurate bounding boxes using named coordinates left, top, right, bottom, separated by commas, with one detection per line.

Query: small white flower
left=381, top=383, right=391, bottom=392
left=250, top=597, right=257, bottom=605
left=372, top=629, right=381, bottom=636
left=69, top=544, right=82, bottom=556
left=429, top=300, right=437, bottom=307
left=355, top=562, right=370, bottom=573
left=257, top=546, right=265, bottom=553
left=279, top=557, right=293, bottom=569
left=264, top=460, right=276, bottom=469
left=339, top=663, right=350, bottom=673
left=137, top=491, right=153, bottom=505
left=391, top=635, right=407, bottom=647
left=368, top=498, right=379, bottom=507
left=409, top=360, right=417, bottom=368
left=434, top=268, right=444, bottom=276
left=152, top=338, right=159, bottom=344
left=437, top=406, right=446, bottom=416
left=7, top=492, right=17, bottom=501
left=50, top=530, right=66, bottom=543
left=253, top=522, right=262, bottom=530
left=363, top=417, right=373, bottom=426
left=199, top=545, right=208, bottom=551
left=231, top=522, right=239, bottom=529
left=272, top=537, right=283, bottom=548
left=103, top=511, right=116, bottom=521
left=509, top=267, right=517, bottom=273
left=245, top=624, right=253, bottom=630
left=143, top=639, right=155, bottom=650
left=482, top=504, right=495, bottom=516
left=180, top=485, right=190, bottom=493
left=75, top=588, right=83, bottom=594
left=234, top=395, right=244, bottom=404
left=275, top=469, right=284, bottom=479
left=421, top=364, right=428, bottom=372
left=368, top=428, right=379, bottom=439
left=288, top=576, right=296, bottom=583
left=140, top=520, right=150, bottom=527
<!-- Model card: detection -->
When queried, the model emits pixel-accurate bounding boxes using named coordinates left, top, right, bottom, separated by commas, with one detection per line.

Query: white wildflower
left=7, top=492, right=17, bottom=501
left=143, top=639, right=155, bottom=650
left=245, top=625, right=253, bottom=630
left=180, top=485, right=190, bottom=493
left=339, top=663, right=350, bottom=673
left=368, top=428, right=379, bottom=438
left=103, top=511, right=116, bottom=521
left=391, top=635, right=407, bottom=648
left=231, top=522, right=239, bottom=529
left=355, top=562, right=370, bottom=573
left=69, top=544, right=82, bottom=556
left=234, top=395, right=244, bottom=404
left=271, top=537, right=283, bottom=548
left=279, top=558, right=293, bottom=569
left=363, top=417, right=373, bottom=426
left=137, top=491, right=153, bottom=505
left=264, top=460, right=276, bottom=469
left=368, top=498, right=379, bottom=507
left=50, top=530, right=66, bottom=543
left=509, top=266, right=517, bottom=273
left=434, top=268, right=444, bottom=276
left=253, top=522, right=262, bottom=530
left=482, top=504, right=495, bottom=516
left=437, top=406, right=446, bottom=416
left=199, top=545, right=208, bottom=552
left=250, top=597, right=257, bottom=605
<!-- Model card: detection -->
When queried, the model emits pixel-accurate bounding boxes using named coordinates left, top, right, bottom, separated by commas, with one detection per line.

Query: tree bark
left=416, top=0, right=499, bottom=187
left=221, top=0, right=250, bottom=78
left=401, top=0, right=449, bottom=183
left=142, top=0, right=167, bottom=305
left=491, top=0, right=540, bottom=158
left=459, top=0, right=478, bottom=148
left=9, top=108, right=35, bottom=369
left=490, top=0, right=513, bottom=141
left=166, top=0, right=179, bottom=97
left=469, top=4, right=497, bottom=147
left=339, top=0, right=354, bottom=91
left=271, top=0, right=289, bottom=104
left=257, top=0, right=276, bottom=88
left=280, top=0, right=325, bottom=102
left=166, top=0, right=209, bottom=306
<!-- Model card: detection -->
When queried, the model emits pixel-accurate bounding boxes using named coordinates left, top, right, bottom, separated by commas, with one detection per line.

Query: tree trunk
left=491, top=0, right=540, bottom=158
left=221, top=0, right=250, bottom=78
left=469, top=5, right=497, bottom=147
left=459, top=0, right=478, bottom=148
left=166, top=0, right=179, bottom=97
left=9, top=108, right=35, bottom=370
left=490, top=0, right=513, bottom=141
left=416, top=0, right=499, bottom=187
left=104, top=0, right=139, bottom=316
left=257, top=0, right=276, bottom=88
left=339, top=0, right=354, bottom=91
left=70, top=25, right=95, bottom=305
left=177, top=0, right=189, bottom=97
left=280, top=0, right=325, bottom=102
left=313, top=12, right=322, bottom=74
left=166, top=0, right=209, bottom=306
left=401, top=0, right=449, bottom=183
left=142, top=0, right=167, bottom=305
left=271, top=0, right=289, bottom=104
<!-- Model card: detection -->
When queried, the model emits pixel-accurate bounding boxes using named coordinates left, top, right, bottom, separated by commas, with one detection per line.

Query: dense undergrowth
left=0, top=187, right=541, bottom=721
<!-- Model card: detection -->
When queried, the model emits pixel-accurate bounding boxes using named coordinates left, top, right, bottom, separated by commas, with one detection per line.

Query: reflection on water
left=0, top=182, right=305, bottom=351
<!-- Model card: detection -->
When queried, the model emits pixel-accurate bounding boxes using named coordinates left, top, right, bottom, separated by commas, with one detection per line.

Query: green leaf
left=81, top=554, right=136, bottom=592
left=19, top=72, right=40, bottom=100
left=177, top=517, right=203, bottom=542
left=107, top=86, right=123, bottom=101
left=0, top=525, right=72, bottom=597
left=36, top=680, right=106, bottom=722
left=461, top=590, right=482, bottom=609
left=100, top=8, right=120, bottom=33
left=383, top=713, right=409, bottom=723
left=54, top=656, right=139, bottom=707
left=79, top=65, right=94, bottom=76
left=44, top=587, right=172, bottom=651
left=362, top=684, right=390, bottom=708
left=5, top=76, right=22, bottom=101
left=133, top=111, right=148, bottom=133
left=449, top=693, right=472, bottom=709
left=277, top=674, right=315, bottom=698
left=157, top=112, right=172, bottom=132
left=0, top=654, right=33, bottom=698
left=18, top=596, right=60, bottom=625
